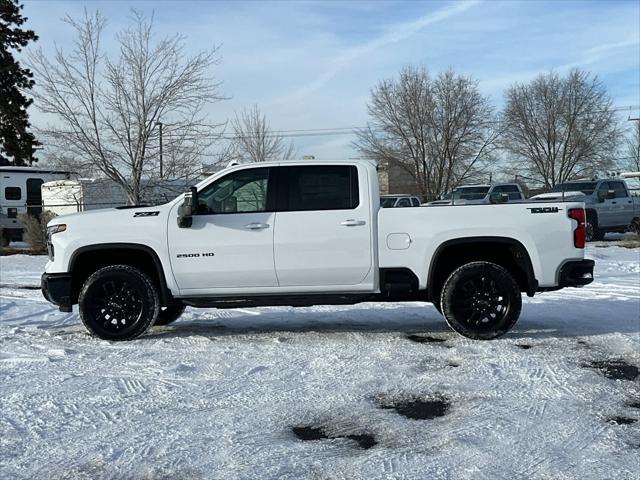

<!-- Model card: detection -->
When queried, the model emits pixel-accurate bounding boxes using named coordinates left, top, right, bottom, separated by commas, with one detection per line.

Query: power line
left=214, top=104, right=640, bottom=140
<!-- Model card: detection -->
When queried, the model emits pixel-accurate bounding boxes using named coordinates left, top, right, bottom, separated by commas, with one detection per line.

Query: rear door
left=595, top=182, right=614, bottom=227
left=26, top=178, right=44, bottom=216
left=609, top=181, right=634, bottom=227
left=273, top=164, right=374, bottom=288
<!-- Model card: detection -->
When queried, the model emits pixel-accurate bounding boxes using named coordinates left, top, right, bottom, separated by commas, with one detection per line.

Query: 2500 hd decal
left=176, top=252, right=215, bottom=258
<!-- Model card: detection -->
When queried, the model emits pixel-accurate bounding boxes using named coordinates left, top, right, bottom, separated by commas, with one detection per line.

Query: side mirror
left=177, top=186, right=198, bottom=228
left=489, top=192, right=509, bottom=204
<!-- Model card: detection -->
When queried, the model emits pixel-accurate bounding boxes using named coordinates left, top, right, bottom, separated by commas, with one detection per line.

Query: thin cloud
left=275, top=0, right=482, bottom=104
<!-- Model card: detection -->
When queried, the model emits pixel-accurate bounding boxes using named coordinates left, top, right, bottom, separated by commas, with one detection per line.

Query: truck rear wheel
left=154, top=305, right=186, bottom=326
left=79, top=265, right=159, bottom=341
left=440, top=261, right=521, bottom=340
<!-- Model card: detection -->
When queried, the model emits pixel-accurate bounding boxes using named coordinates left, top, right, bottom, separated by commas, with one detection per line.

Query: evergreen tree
left=0, top=0, right=38, bottom=166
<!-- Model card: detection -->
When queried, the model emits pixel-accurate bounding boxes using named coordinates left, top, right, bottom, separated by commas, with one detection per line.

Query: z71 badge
left=133, top=211, right=159, bottom=217
left=527, top=207, right=561, bottom=214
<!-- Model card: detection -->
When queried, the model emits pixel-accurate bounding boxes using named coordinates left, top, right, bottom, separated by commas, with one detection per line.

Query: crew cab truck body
left=42, top=160, right=594, bottom=341
left=531, top=178, right=640, bottom=241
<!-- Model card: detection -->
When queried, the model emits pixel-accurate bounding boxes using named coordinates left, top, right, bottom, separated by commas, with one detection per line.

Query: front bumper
left=558, top=259, right=595, bottom=287
left=41, top=273, right=73, bottom=312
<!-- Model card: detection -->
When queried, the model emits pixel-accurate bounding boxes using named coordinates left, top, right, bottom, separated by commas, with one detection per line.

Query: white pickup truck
left=42, top=160, right=594, bottom=341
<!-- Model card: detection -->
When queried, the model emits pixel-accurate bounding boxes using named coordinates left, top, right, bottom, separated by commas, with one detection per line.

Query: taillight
left=568, top=208, right=586, bottom=248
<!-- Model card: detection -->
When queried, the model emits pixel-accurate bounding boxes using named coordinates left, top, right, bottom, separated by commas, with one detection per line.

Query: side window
left=611, top=181, right=627, bottom=198
left=197, top=168, right=270, bottom=214
left=396, top=198, right=411, bottom=207
left=597, top=182, right=609, bottom=197
left=5, top=187, right=21, bottom=200
left=283, top=165, right=359, bottom=211
left=411, top=197, right=420, bottom=207
left=503, top=185, right=522, bottom=200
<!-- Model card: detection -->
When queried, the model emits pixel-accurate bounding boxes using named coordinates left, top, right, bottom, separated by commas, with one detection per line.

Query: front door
left=168, top=167, right=278, bottom=293
left=273, top=165, right=373, bottom=288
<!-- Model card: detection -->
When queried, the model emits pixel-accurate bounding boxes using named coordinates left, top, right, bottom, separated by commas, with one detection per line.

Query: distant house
left=377, top=159, right=420, bottom=197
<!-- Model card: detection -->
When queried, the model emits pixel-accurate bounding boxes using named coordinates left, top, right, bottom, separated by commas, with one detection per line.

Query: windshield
left=451, top=186, right=490, bottom=201
left=551, top=182, right=596, bottom=195
left=380, top=197, right=398, bottom=208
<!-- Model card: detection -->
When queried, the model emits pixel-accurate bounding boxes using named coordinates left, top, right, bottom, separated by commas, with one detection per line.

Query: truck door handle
left=341, top=219, right=366, bottom=227
left=245, top=222, right=269, bottom=230
left=611, top=201, right=617, bottom=204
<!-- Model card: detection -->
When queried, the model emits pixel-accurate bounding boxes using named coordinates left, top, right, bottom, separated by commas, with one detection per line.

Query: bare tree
left=228, top=105, right=294, bottom=163
left=501, top=69, right=619, bottom=188
left=29, top=10, right=225, bottom=204
left=623, top=121, right=640, bottom=172
left=355, top=67, right=499, bottom=200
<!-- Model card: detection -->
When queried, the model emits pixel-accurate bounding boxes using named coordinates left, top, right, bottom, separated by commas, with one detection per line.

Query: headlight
left=47, top=224, right=67, bottom=236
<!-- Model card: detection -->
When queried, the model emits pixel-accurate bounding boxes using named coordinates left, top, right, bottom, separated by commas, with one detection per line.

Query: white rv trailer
left=0, top=166, right=73, bottom=242
left=41, top=178, right=128, bottom=216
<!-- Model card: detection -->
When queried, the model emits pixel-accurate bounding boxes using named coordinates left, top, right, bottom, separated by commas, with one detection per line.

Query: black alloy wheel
left=440, top=261, right=522, bottom=340
left=79, top=265, right=159, bottom=341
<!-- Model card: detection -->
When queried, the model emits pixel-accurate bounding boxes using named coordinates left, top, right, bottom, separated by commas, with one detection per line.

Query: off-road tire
left=629, top=218, right=640, bottom=236
left=79, top=265, right=159, bottom=341
left=154, top=305, right=186, bottom=326
left=440, top=261, right=522, bottom=340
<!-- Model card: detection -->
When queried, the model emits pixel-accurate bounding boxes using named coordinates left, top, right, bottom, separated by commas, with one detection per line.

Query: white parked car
left=42, top=160, right=593, bottom=341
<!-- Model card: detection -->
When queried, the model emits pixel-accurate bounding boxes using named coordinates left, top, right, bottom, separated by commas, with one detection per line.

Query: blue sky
left=23, top=0, right=640, bottom=159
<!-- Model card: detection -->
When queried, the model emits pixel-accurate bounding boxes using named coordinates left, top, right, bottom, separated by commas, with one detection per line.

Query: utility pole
left=157, top=121, right=164, bottom=178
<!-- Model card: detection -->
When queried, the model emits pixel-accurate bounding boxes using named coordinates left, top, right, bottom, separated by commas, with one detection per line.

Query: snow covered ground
left=0, top=245, right=638, bottom=479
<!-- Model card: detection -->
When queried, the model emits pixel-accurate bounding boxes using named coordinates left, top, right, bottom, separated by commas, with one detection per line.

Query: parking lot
left=0, top=242, right=638, bottom=480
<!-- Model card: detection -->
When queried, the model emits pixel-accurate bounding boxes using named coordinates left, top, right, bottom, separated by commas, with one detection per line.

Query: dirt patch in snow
left=628, top=401, right=640, bottom=409
left=292, top=426, right=377, bottom=450
left=584, top=360, right=639, bottom=381
left=379, top=396, right=450, bottom=420
left=515, top=344, right=532, bottom=350
left=607, top=416, right=638, bottom=425
left=406, top=334, right=448, bottom=344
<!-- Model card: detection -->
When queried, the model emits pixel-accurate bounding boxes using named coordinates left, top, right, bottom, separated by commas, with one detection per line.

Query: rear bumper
left=558, top=259, right=595, bottom=287
left=41, top=273, right=73, bottom=312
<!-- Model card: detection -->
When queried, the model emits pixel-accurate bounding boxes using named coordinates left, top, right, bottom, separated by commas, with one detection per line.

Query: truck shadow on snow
left=141, top=296, right=639, bottom=341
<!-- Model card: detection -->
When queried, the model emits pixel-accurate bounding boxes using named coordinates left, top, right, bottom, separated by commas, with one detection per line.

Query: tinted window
left=283, top=165, right=359, bottom=211
left=454, top=186, right=490, bottom=200
left=610, top=181, right=628, bottom=198
left=552, top=182, right=597, bottom=195
left=197, top=168, right=270, bottom=214
left=396, top=198, right=411, bottom=207
left=494, top=185, right=521, bottom=200
left=5, top=187, right=21, bottom=200
left=380, top=197, right=397, bottom=208
left=411, top=197, right=420, bottom=206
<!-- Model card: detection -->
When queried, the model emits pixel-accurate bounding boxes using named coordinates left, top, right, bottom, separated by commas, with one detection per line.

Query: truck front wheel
left=78, top=265, right=160, bottom=341
left=440, top=262, right=522, bottom=340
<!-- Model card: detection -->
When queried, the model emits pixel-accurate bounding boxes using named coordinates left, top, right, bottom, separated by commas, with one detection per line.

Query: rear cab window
left=279, top=165, right=359, bottom=211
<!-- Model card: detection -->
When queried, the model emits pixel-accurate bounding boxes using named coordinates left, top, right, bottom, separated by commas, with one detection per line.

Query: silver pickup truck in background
left=426, top=183, right=525, bottom=206
left=531, top=178, right=640, bottom=241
